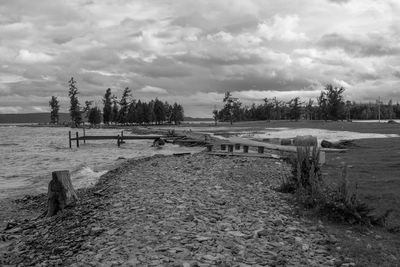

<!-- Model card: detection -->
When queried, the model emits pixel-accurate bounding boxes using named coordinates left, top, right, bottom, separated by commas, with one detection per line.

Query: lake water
left=0, top=126, right=203, bottom=199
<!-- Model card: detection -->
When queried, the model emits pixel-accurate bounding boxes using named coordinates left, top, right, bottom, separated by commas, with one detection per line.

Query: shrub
left=277, top=142, right=388, bottom=226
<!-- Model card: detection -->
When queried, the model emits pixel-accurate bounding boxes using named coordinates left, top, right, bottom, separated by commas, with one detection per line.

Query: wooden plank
left=173, top=152, right=191, bottom=156
left=220, top=136, right=346, bottom=153
left=208, top=152, right=281, bottom=159
left=76, top=132, right=79, bottom=148
left=76, top=135, right=164, bottom=140
left=68, top=131, right=72, bottom=148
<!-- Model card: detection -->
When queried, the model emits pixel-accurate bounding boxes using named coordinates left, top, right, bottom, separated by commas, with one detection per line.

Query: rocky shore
left=1, top=153, right=352, bottom=266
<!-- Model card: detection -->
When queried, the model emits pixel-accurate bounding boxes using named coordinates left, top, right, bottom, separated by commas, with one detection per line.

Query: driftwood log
left=47, top=170, right=79, bottom=217
left=321, top=139, right=355, bottom=149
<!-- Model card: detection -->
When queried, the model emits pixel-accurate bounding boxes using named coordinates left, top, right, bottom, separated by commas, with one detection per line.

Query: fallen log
left=47, top=170, right=79, bottom=217
left=321, top=139, right=356, bottom=149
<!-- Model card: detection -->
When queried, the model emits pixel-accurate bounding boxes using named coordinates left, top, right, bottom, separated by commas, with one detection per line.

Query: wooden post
left=319, top=151, right=326, bottom=165
left=120, top=131, right=124, bottom=144
left=76, top=132, right=79, bottom=148
left=228, top=144, right=234, bottom=153
left=221, top=144, right=226, bottom=151
left=47, top=170, right=79, bottom=217
left=243, top=145, right=249, bottom=153
left=68, top=131, right=72, bottom=149
left=257, top=146, right=264, bottom=154
left=206, top=144, right=213, bottom=152
left=83, top=128, right=86, bottom=144
left=235, top=144, right=240, bottom=150
left=117, top=134, right=120, bottom=147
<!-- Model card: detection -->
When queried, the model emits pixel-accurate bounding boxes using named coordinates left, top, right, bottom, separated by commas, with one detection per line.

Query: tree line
left=48, top=77, right=184, bottom=126
left=214, top=84, right=400, bottom=124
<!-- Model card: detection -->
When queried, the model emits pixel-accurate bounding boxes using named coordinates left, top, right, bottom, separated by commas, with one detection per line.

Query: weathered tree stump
left=47, top=170, right=79, bottom=217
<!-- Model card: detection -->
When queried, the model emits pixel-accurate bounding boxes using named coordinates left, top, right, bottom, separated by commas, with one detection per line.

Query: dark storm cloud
left=0, top=0, right=399, bottom=115
left=211, top=75, right=311, bottom=94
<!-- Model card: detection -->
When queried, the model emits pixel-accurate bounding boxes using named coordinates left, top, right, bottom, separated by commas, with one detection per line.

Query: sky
left=0, top=0, right=399, bottom=117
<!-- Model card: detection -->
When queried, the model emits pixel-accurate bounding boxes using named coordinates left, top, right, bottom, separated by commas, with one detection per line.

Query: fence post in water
left=117, top=134, right=120, bottom=147
left=68, top=131, right=72, bottom=149
left=228, top=144, right=234, bottom=153
left=83, top=128, right=86, bottom=144
left=243, top=145, right=249, bottom=153
left=206, top=144, right=213, bottom=152
left=76, top=132, right=79, bottom=148
left=221, top=144, right=226, bottom=151
left=121, top=131, right=124, bottom=143
left=257, top=146, right=264, bottom=154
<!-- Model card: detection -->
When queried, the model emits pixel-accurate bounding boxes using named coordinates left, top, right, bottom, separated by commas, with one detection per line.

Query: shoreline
left=1, top=152, right=399, bottom=266
left=2, top=123, right=400, bottom=266
left=1, top=152, right=342, bottom=266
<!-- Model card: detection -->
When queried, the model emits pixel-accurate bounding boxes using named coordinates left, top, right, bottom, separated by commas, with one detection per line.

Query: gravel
left=0, top=153, right=354, bottom=266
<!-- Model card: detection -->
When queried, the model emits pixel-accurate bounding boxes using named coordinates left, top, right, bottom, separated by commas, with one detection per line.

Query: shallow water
left=0, top=126, right=203, bottom=199
left=238, top=128, right=400, bottom=143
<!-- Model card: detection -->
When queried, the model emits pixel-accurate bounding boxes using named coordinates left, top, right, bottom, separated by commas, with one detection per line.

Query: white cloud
left=0, top=106, right=22, bottom=113
left=0, top=0, right=399, bottom=115
left=139, top=86, right=168, bottom=94
left=16, top=50, right=53, bottom=63
left=0, top=74, right=26, bottom=83
left=257, top=15, right=307, bottom=41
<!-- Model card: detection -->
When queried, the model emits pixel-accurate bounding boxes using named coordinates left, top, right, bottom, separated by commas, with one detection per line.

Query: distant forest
left=48, top=78, right=184, bottom=126
left=214, top=84, right=400, bottom=124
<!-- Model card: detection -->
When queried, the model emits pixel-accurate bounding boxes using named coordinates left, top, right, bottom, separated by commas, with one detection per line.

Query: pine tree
left=171, top=102, right=184, bottom=125
left=154, top=98, right=166, bottom=124
left=135, top=100, right=144, bottom=124
left=325, top=84, right=345, bottom=121
left=212, top=109, right=218, bottom=126
left=288, top=97, right=302, bottom=121
left=68, top=77, right=82, bottom=127
left=127, top=100, right=136, bottom=124
left=147, top=100, right=156, bottom=124
left=111, top=95, right=119, bottom=124
left=88, top=107, right=102, bottom=125
left=49, top=96, right=60, bottom=124
left=164, top=101, right=172, bottom=123
left=317, top=91, right=328, bottom=120
left=118, top=87, right=131, bottom=124
left=103, top=88, right=112, bottom=125
left=222, top=92, right=240, bottom=125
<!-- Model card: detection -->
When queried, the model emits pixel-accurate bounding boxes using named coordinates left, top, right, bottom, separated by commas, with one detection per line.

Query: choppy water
left=0, top=126, right=203, bottom=199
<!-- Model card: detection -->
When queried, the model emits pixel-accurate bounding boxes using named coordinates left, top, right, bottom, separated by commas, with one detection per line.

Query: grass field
left=179, top=120, right=400, bottom=227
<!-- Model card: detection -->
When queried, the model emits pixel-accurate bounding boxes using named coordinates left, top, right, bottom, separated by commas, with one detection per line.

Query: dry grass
left=276, top=142, right=390, bottom=227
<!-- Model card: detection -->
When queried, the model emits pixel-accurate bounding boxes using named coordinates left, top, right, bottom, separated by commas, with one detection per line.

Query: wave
left=71, top=165, right=108, bottom=189
left=0, top=143, right=18, bottom=146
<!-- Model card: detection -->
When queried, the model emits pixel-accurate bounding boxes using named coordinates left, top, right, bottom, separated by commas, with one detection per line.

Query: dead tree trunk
left=47, top=170, right=79, bottom=217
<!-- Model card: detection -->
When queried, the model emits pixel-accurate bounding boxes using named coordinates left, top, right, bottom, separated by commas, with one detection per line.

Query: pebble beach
left=0, top=153, right=354, bottom=266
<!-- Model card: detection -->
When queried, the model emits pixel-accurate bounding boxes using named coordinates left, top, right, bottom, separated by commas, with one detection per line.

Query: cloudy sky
left=0, top=0, right=399, bottom=117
